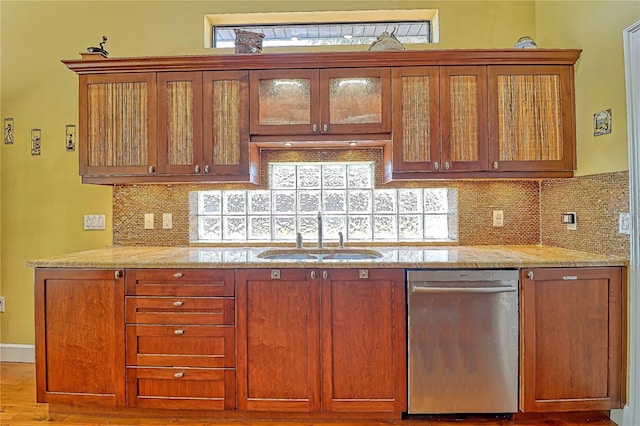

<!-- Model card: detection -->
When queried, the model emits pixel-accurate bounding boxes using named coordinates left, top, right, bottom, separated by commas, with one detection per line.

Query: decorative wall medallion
left=31, top=128, right=41, bottom=155
left=594, top=109, right=612, bottom=136
left=65, top=124, right=76, bottom=151
left=4, top=117, right=14, bottom=144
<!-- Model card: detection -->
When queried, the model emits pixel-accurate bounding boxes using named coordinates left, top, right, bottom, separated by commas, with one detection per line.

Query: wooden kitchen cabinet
left=391, top=66, right=487, bottom=178
left=320, top=268, right=406, bottom=413
left=157, top=71, right=253, bottom=181
left=249, top=68, right=391, bottom=137
left=125, top=269, right=236, bottom=410
left=79, top=73, right=157, bottom=177
left=520, top=267, right=625, bottom=412
left=488, top=65, right=575, bottom=173
left=236, top=268, right=405, bottom=414
left=34, top=268, right=126, bottom=406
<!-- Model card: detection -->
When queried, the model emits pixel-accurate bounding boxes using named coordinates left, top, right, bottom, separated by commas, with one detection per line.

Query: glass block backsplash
left=190, top=162, right=458, bottom=243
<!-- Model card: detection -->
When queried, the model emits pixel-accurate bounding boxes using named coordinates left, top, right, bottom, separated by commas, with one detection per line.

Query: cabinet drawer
left=127, top=367, right=235, bottom=410
left=126, top=325, right=234, bottom=368
left=125, top=269, right=234, bottom=297
left=126, top=297, right=234, bottom=324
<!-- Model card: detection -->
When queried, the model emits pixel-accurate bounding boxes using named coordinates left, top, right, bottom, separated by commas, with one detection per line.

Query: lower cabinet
left=34, top=268, right=126, bottom=406
left=235, top=268, right=406, bottom=414
left=520, top=267, right=625, bottom=412
left=125, top=269, right=236, bottom=410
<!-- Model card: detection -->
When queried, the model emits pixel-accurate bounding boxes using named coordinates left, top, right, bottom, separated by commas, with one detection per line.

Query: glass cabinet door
left=249, top=69, right=319, bottom=135
left=320, top=68, right=391, bottom=134
left=249, top=68, right=390, bottom=136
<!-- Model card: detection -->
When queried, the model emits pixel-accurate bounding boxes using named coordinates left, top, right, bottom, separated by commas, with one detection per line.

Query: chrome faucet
left=338, top=231, right=344, bottom=249
left=317, top=212, right=323, bottom=248
left=296, top=232, right=303, bottom=249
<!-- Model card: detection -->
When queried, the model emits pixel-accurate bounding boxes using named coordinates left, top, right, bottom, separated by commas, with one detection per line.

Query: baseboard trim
left=0, top=344, right=35, bottom=363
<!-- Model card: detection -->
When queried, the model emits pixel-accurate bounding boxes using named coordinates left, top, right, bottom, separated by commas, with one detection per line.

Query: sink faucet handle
left=296, top=232, right=303, bottom=248
left=338, top=231, right=344, bottom=248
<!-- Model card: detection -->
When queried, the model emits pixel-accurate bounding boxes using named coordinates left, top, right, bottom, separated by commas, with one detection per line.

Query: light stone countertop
left=26, top=245, right=627, bottom=269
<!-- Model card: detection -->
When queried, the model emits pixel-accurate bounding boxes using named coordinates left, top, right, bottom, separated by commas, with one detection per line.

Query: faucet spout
left=317, top=212, right=323, bottom=248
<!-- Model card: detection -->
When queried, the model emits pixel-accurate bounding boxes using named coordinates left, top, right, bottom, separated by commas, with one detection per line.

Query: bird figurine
left=87, top=36, right=109, bottom=57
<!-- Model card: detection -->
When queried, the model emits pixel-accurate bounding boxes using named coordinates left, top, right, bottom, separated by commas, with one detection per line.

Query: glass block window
left=190, top=162, right=457, bottom=243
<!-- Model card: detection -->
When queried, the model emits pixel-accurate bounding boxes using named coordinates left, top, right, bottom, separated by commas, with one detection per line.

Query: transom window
left=205, top=9, right=439, bottom=49
left=190, top=162, right=457, bottom=244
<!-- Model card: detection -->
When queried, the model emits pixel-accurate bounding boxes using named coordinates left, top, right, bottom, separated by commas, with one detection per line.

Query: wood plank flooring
left=0, top=362, right=617, bottom=425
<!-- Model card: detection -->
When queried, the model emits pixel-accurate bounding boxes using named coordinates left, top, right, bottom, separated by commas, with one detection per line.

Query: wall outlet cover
left=492, top=210, right=504, bottom=227
left=619, top=212, right=631, bottom=235
left=144, top=213, right=154, bottom=229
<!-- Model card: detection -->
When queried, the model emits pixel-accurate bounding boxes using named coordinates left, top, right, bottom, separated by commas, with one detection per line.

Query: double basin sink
left=257, top=247, right=383, bottom=261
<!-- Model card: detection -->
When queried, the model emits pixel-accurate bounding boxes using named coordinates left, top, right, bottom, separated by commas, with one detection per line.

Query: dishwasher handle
left=411, top=285, right=517, bottom=294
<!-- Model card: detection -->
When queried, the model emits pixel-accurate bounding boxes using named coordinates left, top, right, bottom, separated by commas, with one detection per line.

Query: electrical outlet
left=144, top=213, right=155, bottom=229
left=619, top=212, right=631, bottom=235
left=162, top=213, right=173, bottom=229
left=492, top=210, right=504, bottom=227
left=83, top=214, right=105, bottom=230
left=0, top=297, right=5, bottom=312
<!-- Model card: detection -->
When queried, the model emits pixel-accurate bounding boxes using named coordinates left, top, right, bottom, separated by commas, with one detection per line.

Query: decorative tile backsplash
left=112, top=148, right=630, bottom=260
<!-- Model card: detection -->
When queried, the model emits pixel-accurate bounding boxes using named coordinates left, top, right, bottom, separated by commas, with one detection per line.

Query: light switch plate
left=492, top=210, right=504, bottom=227
left=144, top=213, right=154, bottom=230
left=163, top=213, right=173, bottom=229
left=84, top=214, right=105, bottom=230
left=619, top=212, right=631, bottom=235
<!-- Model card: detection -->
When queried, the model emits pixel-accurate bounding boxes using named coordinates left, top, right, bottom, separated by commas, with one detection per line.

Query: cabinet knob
left=493, top=161, right=499, bottom=170
left=434, top=162, right=439, bottom=170
left=195, top=165, right=200, bottom=173
left=323, top=124, right=328, bottom=132
left=114, top=270, right=121, bottom=279
left=323, top=270, right=328, bottom=280
left=173, top=273, right=183, bottom=278
left=173, top=300, right=184, bottom=307
left=312, top=124, right=318, bottom=133
left=204, top=165, right=210, bottom=174
left=310, top=271, right=316, bottom=279
left=271, top=270, right=280, bottom=279
left=174, top=329, right=184, bottom=335
left=173, top=372, right=184, bottom=378
left=148, top=165, right=155, bottom=174
left=445, top=162, right=450, bottom=170
left=359, top=269, right=369, bottom=279
left=527, top=271, right=534, bottom=280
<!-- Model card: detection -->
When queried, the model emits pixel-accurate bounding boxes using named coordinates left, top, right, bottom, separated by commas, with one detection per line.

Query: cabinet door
left=79, top=73, right=156, bottom=176
left=488, top=65, right=575, bottom=172
left=249, top=69, right=319, bottom=135
left=203, top=71, right=252, bottom=179
left=320, top=67, right=391, bottom=134
left=520, top=267, right=624, bottom=412
left=440, top=66, right=488, bottom=172
left=157, top=71, right=203, bottom=175
left=391, top=67, right=440, bottom=174
left=236, top=269, right=321, bottom=412
left=320, top=268, right=406, bottom=413
left=34, top=268, right=125, bottom=406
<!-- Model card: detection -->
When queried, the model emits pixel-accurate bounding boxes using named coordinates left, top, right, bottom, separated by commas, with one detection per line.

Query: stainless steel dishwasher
left=407, top=269, right=519, bottom=414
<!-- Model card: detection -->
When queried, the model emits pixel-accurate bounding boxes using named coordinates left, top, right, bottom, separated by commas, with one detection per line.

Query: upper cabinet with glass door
left=249, top=68, right=391, bottom=136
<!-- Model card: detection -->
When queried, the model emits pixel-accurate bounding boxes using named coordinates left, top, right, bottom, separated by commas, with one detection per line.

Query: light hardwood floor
left=0, top=363, right=617, bottom=426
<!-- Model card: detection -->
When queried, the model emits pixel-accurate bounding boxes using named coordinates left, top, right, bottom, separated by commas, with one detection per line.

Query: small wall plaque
left=4, top=117, right=14, bottom=144
left=66, top=124, right=76, bottom=151
left=31, top=128, right=41, bottom=155
left=594, top=109, right=612, bottom=136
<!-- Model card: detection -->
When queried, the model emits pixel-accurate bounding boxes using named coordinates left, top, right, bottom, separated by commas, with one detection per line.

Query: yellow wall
left=1, top=0, right=624, bottom=346
left=535, top=1, right=640, bottom=176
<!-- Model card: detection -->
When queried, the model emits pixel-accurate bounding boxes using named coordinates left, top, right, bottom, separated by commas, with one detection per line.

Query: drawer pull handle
left=173, top=301, right=184, bottom=307
left=114, top=270, right=121, bottom=279
left=173, top=273, right=183, bottom=278
left=173, top=372, right=184, bottom=378
left=563, top=276, right=578, bottom=280
left=174, top=329, right=184, bottom=335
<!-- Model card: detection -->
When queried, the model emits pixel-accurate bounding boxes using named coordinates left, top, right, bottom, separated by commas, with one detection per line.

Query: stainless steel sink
left=257, top=248, right=382, bottom=260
